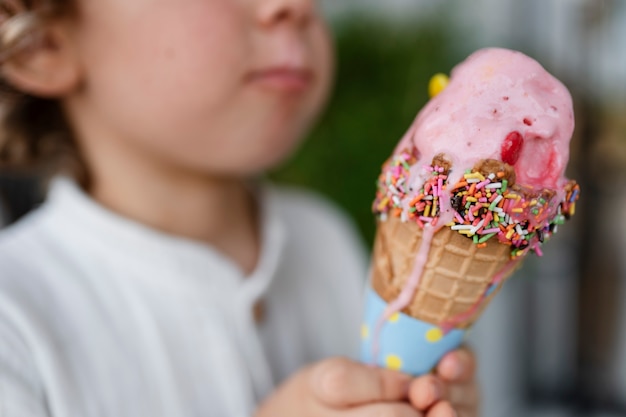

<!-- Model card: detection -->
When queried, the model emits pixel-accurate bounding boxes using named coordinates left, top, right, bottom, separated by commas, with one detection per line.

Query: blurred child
left=0, top=0, right=478, bottom=416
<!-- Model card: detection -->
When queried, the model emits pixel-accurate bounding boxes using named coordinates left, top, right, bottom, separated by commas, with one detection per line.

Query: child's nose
left=256, top=0, right=314, bottom=28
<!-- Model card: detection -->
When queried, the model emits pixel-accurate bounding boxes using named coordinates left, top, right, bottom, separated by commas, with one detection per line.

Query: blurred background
left=1, top=0, right=625, bottom=416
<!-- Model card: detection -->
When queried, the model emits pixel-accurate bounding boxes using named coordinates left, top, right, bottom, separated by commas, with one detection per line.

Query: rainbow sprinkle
left=373, top=148, right=580, bottom=259
left=373, top=149, right=449, bottom=228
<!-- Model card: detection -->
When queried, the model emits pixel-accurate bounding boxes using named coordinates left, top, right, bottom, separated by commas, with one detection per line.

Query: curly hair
left=0, top=0, right=84, bottom=184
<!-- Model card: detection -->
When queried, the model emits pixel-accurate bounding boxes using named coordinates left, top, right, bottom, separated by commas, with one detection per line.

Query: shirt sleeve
left=0, top=317, right=50, bottom=417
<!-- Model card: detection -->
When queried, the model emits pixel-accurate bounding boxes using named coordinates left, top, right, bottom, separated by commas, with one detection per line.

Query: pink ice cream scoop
left=397, top=47, right=575, bottom=193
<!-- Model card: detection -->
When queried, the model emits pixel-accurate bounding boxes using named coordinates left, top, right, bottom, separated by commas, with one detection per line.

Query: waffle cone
left=371, top=216, right=517, bottom=329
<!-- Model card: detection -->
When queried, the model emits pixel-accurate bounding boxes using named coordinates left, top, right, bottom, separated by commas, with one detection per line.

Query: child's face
left=70, top=0, right=333, bottom=175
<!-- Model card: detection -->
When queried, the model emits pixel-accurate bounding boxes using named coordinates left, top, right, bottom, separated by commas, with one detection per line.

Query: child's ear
left=2, top=18, right=81, bottom=98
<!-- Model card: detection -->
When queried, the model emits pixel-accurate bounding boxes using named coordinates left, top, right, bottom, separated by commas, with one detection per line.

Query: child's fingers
left=426, top=403, right=477, bottom=417
left=407, top=374, right=444, bottom=410
left=309, top=357, right=412, bottom=407
left=452, top=407, right=477, bottom=417
left=345, top=402, right=423, bottom=417
left=436, top=348, right=476, bottom=383
left=408, top=376, right=478, bottom=411
left=424, top=400, right=456, bottom=417
left=445, top=381, right=479, bottom=409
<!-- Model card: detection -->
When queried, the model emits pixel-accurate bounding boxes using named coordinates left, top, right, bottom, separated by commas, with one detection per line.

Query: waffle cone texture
left=371, top=216, right=517, bottom=329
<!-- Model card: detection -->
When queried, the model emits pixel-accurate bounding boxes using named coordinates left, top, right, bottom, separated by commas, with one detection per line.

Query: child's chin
left=242, top=148, right=299, bottom=175
left=250, top=134, right=305, bottom=170
left=201, top=149, right=295, bottom=177
left=190, top=131, right=306, bottom=176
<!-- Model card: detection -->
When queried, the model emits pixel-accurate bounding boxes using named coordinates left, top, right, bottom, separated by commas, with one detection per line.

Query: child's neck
left=88, top=163, right=260, bottom=275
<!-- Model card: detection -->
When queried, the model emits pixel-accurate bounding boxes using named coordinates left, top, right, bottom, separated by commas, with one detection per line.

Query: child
left=0, top=0, right=478, bottom=416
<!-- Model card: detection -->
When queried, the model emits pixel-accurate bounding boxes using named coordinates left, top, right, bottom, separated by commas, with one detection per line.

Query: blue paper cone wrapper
left=360, top=287, right=466, bottom=376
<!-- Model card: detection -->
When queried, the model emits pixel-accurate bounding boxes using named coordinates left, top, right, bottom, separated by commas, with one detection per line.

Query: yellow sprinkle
left=571, top=203, right=576, bottom=215
left=530, top=199, right=538, bottom=206
left=512, top=208, right=524, bottom=213
left=428, top=73, right=449, bottom=98
left=505, top=195, right=518, bottom=199
left=424, top=204, right=431, bottom=218
left=459, top=230, right=473, bottom=236
left=494, top=213, right=500, bottom=223
left=377, top=197, right=389, bottom=211
left=464, top=172, right=484, bottom=181
left=446, top=222, right=455, bottom=227
left=466, top=197, right=477, bottom=203
left=506, top=229, right=515, bottom=239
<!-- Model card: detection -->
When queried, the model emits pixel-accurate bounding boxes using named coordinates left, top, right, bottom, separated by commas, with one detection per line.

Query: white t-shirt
left=0, top=178, right=368, bottom=417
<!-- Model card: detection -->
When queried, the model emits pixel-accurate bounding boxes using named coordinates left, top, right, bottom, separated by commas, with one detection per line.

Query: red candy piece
left=501, top=131, right=524, bottom=165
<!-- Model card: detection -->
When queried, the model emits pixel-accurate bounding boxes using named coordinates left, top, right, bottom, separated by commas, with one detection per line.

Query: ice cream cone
left=360, top=48, right=580, bottom=376
left=360, top=216, right=518, bottom=376
left=371, top=216, right=516, bottom=329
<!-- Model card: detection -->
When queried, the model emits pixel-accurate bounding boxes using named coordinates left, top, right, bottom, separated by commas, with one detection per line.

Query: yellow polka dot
left=426, top=327, right=444, bottom=343
left=385, top=355, right=403, bottom=371
left=388, top=312, right=400, bottom=323
left=429, top=73, right=450, bottom=98
left=361, top=324, right=369, bottom=340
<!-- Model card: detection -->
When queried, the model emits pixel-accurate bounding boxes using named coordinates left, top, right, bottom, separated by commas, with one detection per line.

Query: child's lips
left=246, top=67, right=314, bottom=93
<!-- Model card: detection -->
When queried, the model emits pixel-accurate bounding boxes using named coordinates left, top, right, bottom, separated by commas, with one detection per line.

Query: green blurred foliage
left=271, top=20, right=458, bottom=246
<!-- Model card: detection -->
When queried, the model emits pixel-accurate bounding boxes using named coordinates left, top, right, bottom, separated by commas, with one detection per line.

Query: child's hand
left=408, top=348, right=479, bottom=417
left=256, top=357, right=422, bottom=417
left=256, top=348, right=478, bottom=417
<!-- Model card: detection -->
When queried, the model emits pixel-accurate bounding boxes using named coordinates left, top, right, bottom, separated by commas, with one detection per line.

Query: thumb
left=436, top=347, right=477, bottom=383
left=309, top=357, right=412, bottom=408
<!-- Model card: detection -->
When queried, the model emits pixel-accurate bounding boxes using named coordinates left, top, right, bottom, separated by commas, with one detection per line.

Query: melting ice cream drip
left=371, top=166, right=457, bottom=363
left=372, top=223, right=438, bottom=362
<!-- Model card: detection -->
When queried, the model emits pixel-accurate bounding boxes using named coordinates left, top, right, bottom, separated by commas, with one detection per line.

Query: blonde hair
left=0, top=0, right=85, bottom=184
